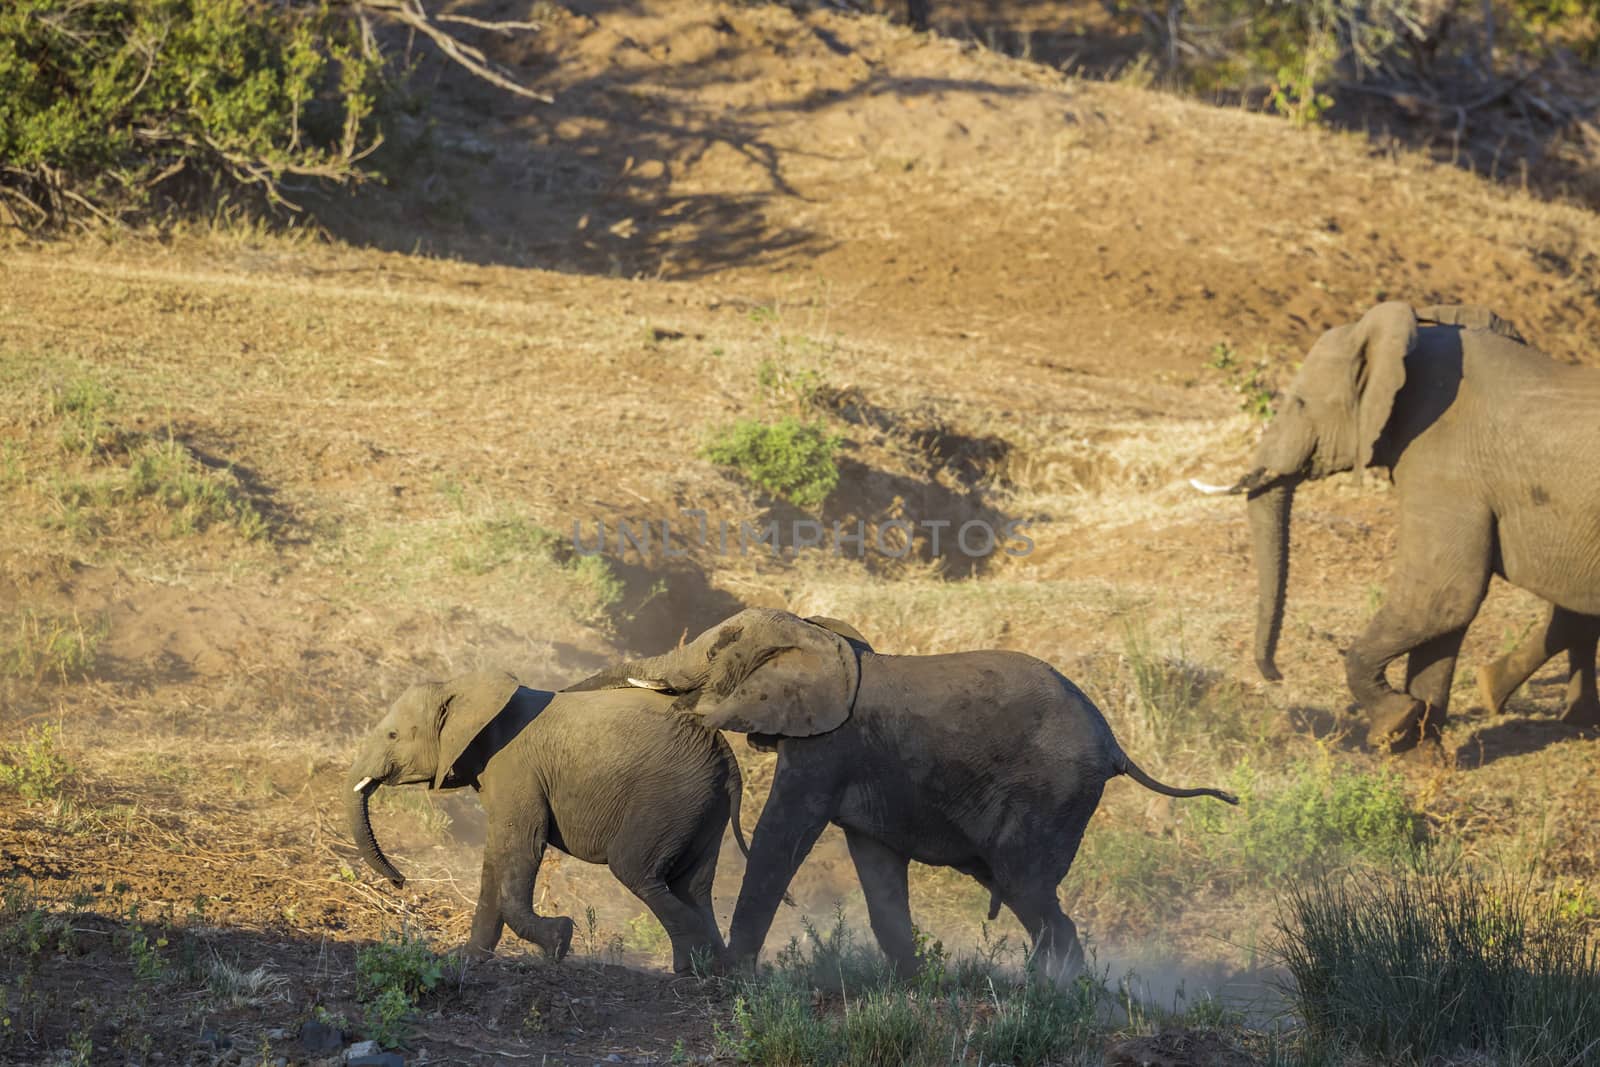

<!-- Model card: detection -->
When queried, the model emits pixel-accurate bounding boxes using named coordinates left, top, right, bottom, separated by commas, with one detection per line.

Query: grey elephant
left=1194, top=302, right=1600, bottom=753
left=565, top=609, right=1236, bottom=979
left=1476, top=605, right=1600, bottom=726
left=347, top=670, right=751, bottom=972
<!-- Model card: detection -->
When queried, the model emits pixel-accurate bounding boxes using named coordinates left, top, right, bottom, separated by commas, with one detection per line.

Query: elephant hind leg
left=1561, top=614, right=1600, bottom=727
left=994, top=884, right=1082, bottom=983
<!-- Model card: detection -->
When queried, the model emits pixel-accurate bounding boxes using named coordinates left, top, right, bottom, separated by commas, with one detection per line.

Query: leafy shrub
left=355, top=928, right=458, bottom=1048
left=703, top=416, right=841, bottom=511
left=0, top=0, right=391, bottom=224
left=1279, top=867, right=1600, bottom=1064
left=0, top=725, right=76, bottom=802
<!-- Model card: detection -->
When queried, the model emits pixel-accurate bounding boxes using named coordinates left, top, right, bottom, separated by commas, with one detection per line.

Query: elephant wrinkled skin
left=1203, top=302, right=1600, bottom=752
left=567, top=609, right=1236, bottom=980
left=347, top=672, right=750, bottom=972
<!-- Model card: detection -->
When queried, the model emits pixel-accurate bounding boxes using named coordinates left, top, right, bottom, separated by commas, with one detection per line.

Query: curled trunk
left=1247, top=478, right=1298, bottom=682
left=347, top=775, right=405, bottom=887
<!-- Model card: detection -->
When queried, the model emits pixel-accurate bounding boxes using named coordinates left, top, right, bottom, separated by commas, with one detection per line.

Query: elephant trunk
left=563, top=644, right=707, bottom=695
left=347, top=771, right=405, bottom=888
left=1246, top=476, right=1298, bottom=682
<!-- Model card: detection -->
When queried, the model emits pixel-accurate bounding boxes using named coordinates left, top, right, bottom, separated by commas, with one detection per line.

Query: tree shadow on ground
left=306, top=0, right=1082, bottom=277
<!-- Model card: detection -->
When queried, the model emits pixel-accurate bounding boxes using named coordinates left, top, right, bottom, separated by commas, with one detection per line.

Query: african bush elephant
left=346, top=670, right=751, bottom=972
left=1194, top=302, right=1600, bottom=753
left=566, top=609, right=1237, bottom=979
left=1476, top=605, right=1600, bottom=726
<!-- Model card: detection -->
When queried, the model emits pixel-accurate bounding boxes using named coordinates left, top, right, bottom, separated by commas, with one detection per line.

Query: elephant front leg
left=843, top=830, right=916, bottom=978
left=727, top=775, right=833, bottom=967
left=490, top=812, right=574, bottom=961
left=463, top=855, right=504, bottom=959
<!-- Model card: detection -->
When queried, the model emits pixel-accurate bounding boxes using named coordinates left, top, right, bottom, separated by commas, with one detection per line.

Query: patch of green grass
left=1196, top=757, right=1422, bottom=882
left=703, top=416, right=841, bottom=511
left=125, top=437, right=267, bottom=539
left=48, top=378, right=127, bottom=456
left=723, top=911, right=1102, bottom=1067
left=1204, top=342, right=1277, bottom=420
left=0, top=725, right=76, bottom=803
left=1, top=611, right=104, bottom=684
left=1072, top=758, right=1422, bottom=921
left=1118, top=616, right=1259, bottom=755
left=355, top=928, right=461, bottom=1049
left=1278, top=866, right=1600, bottom=1065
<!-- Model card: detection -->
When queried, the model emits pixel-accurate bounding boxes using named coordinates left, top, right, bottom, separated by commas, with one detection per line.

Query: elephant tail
left=712, top=728, right=796, bottom=909
left=1114, top=749, right=1238, bottom=805
left=714, top=730, right=754, bottom=861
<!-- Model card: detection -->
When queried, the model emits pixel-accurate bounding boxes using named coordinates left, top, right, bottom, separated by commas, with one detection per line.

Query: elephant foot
left=540, top=916, right=575, bottom=961
left=1366, top=694, right=1427, bottom=753
left=1475, top=664, right=1511, bottom=716
left=1561, top=697, right=1600, bottom=730
left=457, top=942, right=496, bottom=963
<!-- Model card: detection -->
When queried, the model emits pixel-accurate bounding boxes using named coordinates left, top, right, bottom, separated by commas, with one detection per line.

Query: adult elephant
left=1476, top=605, right=1600, bottom=726
left=347, top=670, right=751, bottom=972
left=565, top=609, right=1235, bottom=979
left=1194, top=302, right=1600, bottom=752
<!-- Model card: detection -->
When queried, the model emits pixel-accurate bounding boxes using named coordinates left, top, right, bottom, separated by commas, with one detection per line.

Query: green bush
left=0, top=725, right=76, bottom=803
left=1279, top=867, right=1600, bottom=1064
left=0, top=0, right=388, bottom=224
left=703, top=416, right=841, bottom=511
left=355, top=928, right=459, bottom=1049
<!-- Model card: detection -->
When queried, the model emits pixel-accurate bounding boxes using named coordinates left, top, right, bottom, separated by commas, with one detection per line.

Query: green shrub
left=1205, top=759, right=1422, bottom=881
left=0, top=725, right=76, bottom=802
left=703, top=416, right=841, bottom=511
left=1278, top=867, right=1600, bottom=1064
left=0, top=0, right=391, bottom=224
left=355, top=928, right=459, bottom=1048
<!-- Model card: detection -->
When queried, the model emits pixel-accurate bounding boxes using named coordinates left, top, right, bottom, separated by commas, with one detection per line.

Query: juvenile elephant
left=1194, top=302, right=1600, bottom=752
left=1476, top=605, right=1600, bottom=726
left=346, top=671, right=750, bottom=972
left=566, top=609, right=1237, bottom=979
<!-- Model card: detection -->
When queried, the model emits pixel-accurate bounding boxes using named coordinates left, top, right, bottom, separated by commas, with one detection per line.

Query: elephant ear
left=1351, top=301, right=1419, bottom=471
left=804, top=615, right=874, bottom=652
left=434, top=669, right=522, bottom=789
left=1414, top=304, right=1527, bottom=345
left=657, top=610, right=860, bottom=737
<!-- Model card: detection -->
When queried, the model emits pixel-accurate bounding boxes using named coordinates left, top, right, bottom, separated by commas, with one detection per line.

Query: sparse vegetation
left=0, top=725, right=76, bottom=803
left=703, top=416, right=842, bottom=511
left=1205, top=343, right=1278, bottom=420
left=1279, top=866, right=1600, bottom=1064
left=1, top=611, right=104, bottom=684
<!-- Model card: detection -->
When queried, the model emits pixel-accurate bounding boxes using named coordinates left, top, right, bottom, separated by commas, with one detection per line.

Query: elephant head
left=1196, top=301, right=1420, bottom=681
left=564, top=610, right=869, bottom=737
left=346, top=669, right=528, bottom=887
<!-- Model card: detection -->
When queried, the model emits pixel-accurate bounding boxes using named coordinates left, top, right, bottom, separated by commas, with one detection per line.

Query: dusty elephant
left=347, top=670, right=751, bottom=972
left=1476, top=605, right=1600, bottom=726
left=566, top=609, right=1237, bottom=979
left=1194, top=302, right=1600, bottom=753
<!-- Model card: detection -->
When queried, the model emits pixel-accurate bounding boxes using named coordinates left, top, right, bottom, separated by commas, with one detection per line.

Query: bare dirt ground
left=4, top=0, right=1600, bottom=1063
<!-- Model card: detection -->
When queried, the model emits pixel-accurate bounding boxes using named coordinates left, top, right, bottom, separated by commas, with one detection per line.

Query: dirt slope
left=3, top=0, right=1600, bottom=1063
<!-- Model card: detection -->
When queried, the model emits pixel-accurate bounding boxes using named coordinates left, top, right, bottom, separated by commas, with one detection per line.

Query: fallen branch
left=351, top=0, right=555, bottom=104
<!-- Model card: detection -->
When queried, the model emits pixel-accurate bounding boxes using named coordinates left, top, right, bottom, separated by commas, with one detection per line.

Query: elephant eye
left=387, top=730, right=398, bottom=740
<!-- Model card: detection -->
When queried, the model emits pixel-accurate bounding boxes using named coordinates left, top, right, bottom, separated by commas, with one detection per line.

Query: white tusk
left=352, top=777, right=373, bottom=793
left=1189, top=478, right=1237, bottom=495
left=627, top=677, right=672, bottom=691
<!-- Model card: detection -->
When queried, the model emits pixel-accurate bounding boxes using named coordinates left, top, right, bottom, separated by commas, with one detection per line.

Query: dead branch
left=351, top=0, right=555, bottom=105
